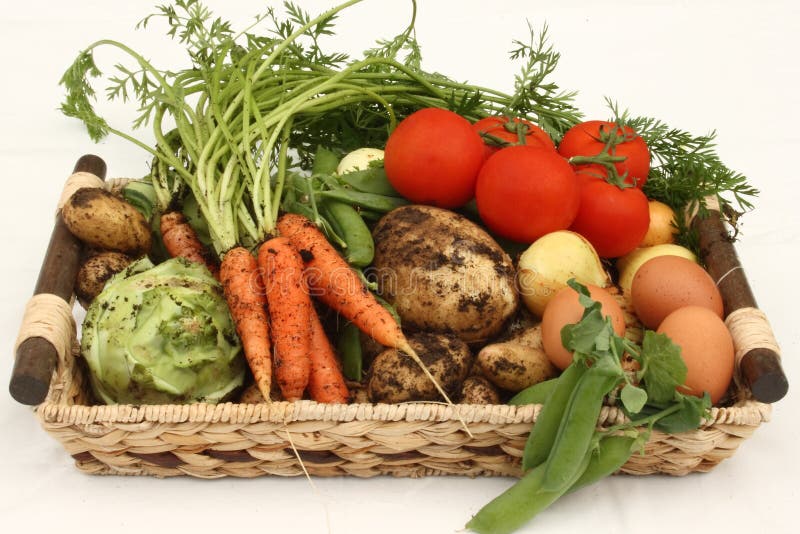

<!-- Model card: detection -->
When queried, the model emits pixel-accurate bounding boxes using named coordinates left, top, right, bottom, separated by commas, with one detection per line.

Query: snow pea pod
left=466, top=445, right=593, bottom=534
left=319, top=188, right=408, bottom=213
left=508, top=378, right=557, bottom=406
left=322, top=199, right=374, bottom=267
left=540, top=357, right=622, bottom=493
left=338, top=166, right=399, bottom=196
left=522, top=361, right=586, bottom=471
left=567, top=435, right=637, bottom=495
left=337, top=322, right=363, bottom=381
left=356, top=209, right=384, bottom=222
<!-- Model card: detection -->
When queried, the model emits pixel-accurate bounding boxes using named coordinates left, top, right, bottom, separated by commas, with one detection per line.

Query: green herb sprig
left=607, top=99, right=759, bottom=246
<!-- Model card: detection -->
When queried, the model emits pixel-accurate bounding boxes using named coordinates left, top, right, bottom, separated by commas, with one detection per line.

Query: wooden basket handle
left=9, top=155, right=107, bottom=405
left=693, top=203, right=788, bottom=403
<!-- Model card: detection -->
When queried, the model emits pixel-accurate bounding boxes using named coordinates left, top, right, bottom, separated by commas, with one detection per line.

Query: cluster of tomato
left=383, top=107, right=652, bottom=258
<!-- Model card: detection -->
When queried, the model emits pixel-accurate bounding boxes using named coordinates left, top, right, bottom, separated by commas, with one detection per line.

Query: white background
left=1, top=1, right=798, bottom=532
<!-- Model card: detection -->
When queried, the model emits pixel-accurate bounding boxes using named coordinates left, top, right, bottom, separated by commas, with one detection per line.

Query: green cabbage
left=81, top=257, right=245, bottom=405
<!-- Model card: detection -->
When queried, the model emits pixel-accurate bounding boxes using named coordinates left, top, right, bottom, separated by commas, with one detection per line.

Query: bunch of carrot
left=64, top=0, right=460, bottom=407
left=161, top=212, right=339, bottom=402
left=161, top=210, right=431, bottom=405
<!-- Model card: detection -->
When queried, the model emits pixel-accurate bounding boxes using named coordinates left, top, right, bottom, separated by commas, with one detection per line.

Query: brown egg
left=657, top=306, right=735, bottom=404
left=541, top=284, right=626, bottom=370
left=631, top=255, right=723, bottom=329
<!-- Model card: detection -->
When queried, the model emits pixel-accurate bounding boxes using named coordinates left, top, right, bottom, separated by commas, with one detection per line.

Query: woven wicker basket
left=15, top=166, right=778, bottom=479
left=36, top=357, right=771, bottom=478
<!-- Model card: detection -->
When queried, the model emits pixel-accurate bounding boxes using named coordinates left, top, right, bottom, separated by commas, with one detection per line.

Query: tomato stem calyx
left=568, top=153, right=637, bottom=189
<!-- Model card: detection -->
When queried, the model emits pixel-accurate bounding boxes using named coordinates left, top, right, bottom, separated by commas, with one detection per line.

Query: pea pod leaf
left=653, top=393, right=711, bottom=434
left=620, top=384, right=648, bottom=414
left=560, top=307, right=607, bottom=356
left=639, top=330, right=687, bottom=404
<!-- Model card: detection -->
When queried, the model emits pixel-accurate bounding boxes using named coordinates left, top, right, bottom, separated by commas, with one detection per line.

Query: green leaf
left=594, top=323, right=611, bottom=353
left=560, top=307, right=607, bottom=355
left=620, top=384, right=648, bottom=414
left=640, top=331, right=687, bottom=405
left=653, top=394, right=711, bottom=434
left=311, top=146, right=340, bottom=176
left=567, top=278, right=591, bottom=299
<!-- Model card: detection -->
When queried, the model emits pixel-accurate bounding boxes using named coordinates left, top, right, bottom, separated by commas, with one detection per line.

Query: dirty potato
left=477, top=325, right=557, bottom=392
left=75, top=251, right=133, bottom=308
left=372, top=205, right=518, bottom=344
left=368, top=332, right=472, bottom=403
left=460, top=375, right=501, bottom=405
left=62, top=187, right=151, bottom=255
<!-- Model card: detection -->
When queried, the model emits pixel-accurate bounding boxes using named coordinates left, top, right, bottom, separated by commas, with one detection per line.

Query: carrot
left=161, top=211, right=219, bottom=277
left=277, top=213, right=407, bottom=349
left=219, top=246, right=272, bottom=401
left=308, top=308, right=350, bottom=404
left=258, top=236, right=313, bottom=401
left=276, top=213, right=460, bottom=410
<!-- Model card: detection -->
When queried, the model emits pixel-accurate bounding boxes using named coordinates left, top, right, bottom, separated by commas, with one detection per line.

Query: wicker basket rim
left=36, top=397, right=771, bottom=427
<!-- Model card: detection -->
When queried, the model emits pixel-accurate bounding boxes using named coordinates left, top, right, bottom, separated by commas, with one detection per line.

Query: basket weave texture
left=31, top=285, right=772, bottom=480
left=25, top=175, right=773, bottom=479
left=36, top=338, right=770, bottom=478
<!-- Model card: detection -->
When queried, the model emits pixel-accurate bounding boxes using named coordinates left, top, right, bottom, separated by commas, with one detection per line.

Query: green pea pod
left=146, top=207, right=170, bottom=264
left=522, top=362, right=586, bottom=471
left=319, top=189, right=408, bottom=213
left=357, top=209, right=385, bottom=222
left=338, top=166, right=399, bottom=196
left=567, top=435, right=637, bottom=495
left=466, top=444, right=593, bottom=534
left=508, top=378, right=557, bottom=406
left=122, top=180, right=157, bottom=222
left=337, top=322, right=363, bottom=381
left=286, top=200, right=348, bottom=249
left=321, top=199, right=345, bottom=237
left=540, top=358, right=622, bottom=493
left=373, top=293, right=401, bottom=325
left=312, top=146, right=340, bottom=176
left=322, top=200, right=374, bottom=267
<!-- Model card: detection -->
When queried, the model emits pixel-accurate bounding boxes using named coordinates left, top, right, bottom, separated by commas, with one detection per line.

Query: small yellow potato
left=508, top=323, right=543, bottom=350
left=640, top=200, right=678, bottom=247
left=476, top=335, right=558, bottom=393
left=62, top=188, right=151, bottom=255
left=517, top=230, right=610, bottom=317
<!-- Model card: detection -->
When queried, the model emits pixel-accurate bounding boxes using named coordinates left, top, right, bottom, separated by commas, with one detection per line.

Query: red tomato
left=472, top=117, right=555, bottom=161
left=569, top=176, right=650, bottom=258
left=384, top=107, right=485, bottom=208
left=475, top=145, right=580, bottom=243
left=558, top=120, right=650, bottom=187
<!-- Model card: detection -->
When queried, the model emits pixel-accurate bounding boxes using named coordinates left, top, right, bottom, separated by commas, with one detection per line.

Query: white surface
left=1, top=1, right=797, bottom=532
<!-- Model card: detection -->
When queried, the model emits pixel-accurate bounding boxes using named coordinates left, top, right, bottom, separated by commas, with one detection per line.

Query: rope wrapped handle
left=57, top=171, right=105, bottom=211
left=692, top=198, right=788, bottom=403
left=9, top=155, right=107, bottom=406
